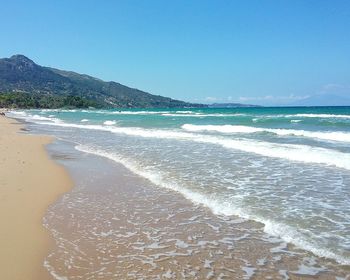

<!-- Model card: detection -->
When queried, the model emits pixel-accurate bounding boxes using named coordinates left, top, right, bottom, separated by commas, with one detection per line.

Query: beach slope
left=0, top=116, right=72, bottom=280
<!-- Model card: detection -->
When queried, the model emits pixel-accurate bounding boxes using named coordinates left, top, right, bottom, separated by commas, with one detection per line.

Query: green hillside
left=0, top=55, right=205, bottom=109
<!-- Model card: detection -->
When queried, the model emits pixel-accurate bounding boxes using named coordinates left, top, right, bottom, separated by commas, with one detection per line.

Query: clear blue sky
left=1, top=0, right=349, bottom=105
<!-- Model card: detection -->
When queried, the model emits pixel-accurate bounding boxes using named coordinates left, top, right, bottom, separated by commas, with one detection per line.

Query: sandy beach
left=0, top=115, right=72, bottom=280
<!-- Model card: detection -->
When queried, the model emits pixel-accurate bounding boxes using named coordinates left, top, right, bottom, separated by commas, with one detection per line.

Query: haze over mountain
left=0, top=55, right=205, bottom=108
left=290, top=94, right=350, bottom=107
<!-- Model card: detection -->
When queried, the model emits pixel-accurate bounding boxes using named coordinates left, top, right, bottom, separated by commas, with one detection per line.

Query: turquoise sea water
left=9, top=106, right=350, bottom=267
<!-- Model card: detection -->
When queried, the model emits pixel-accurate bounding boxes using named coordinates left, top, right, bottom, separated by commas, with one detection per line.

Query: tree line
left=0, top=92, right=102, bottom=109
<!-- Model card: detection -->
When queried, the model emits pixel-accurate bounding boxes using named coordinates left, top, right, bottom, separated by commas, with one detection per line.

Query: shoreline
left=42, top=128, right=350, bottom=279
left=0, top=115, right=73, bottom=280
left=3, top=109, right=350, bottom=278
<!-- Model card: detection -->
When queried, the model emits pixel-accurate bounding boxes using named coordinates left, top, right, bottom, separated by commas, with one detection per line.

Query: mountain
left=0, top=55, right=205, bottom=108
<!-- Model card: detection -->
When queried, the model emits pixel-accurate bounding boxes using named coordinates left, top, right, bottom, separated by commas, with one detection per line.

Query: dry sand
left=0, top=116, right=72, bottom=280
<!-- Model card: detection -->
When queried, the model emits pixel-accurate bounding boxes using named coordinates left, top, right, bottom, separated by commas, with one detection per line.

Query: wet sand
left=0, top=116, right=72, bottom=280
left=43, top=139, right=350, bottom=280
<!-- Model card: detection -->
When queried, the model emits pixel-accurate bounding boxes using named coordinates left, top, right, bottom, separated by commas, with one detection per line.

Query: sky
left=1, top=0, right=349, bottom=105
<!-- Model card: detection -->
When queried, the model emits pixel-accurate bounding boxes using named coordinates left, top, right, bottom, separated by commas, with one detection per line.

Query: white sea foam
left=113, top=111, right=163, bottom=115
left=31, top=114, right=55, bottom=121
left=13, top=113, right=350, bottom=169
left=93, top=110, right=246, bottom=117
left=44, top=259, right=68, bottom=280
left=96, top=110, right=169, bottom=115
left=183, top=124, right=263, bottom=134
left=288, top=114, right=350, bottom=119
left=241, top=113, right=350, bottom=120
left=161, top=113, right=246, bottom=117
left=31, top=121, right=350, bottom=170
left=80, top=119, right=89, bottom=122
left=10, top=111, right=63, bottom=123
left=75, top=144, right=350, bottom=265
left=103, top=120, right=116, bottom=125
left=9, top=110, right=27, bottom=116
left=161, top=113, right=203, bottom=117
left=291, top=119, right=302, bottom=123
left=263, top=221, right=350, bottom=266
left=182, top=124, right=350, bottom=143
left=175, top=111, right=195, bottom=114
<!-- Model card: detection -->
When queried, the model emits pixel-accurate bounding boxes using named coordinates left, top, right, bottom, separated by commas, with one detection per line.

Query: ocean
left=9, top=107, right=350, bottom=279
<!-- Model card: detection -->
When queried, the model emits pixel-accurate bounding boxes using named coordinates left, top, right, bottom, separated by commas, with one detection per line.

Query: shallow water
left=8, top=107, right=350, bottom=278
left=44, top=140, right=349, bottom=279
